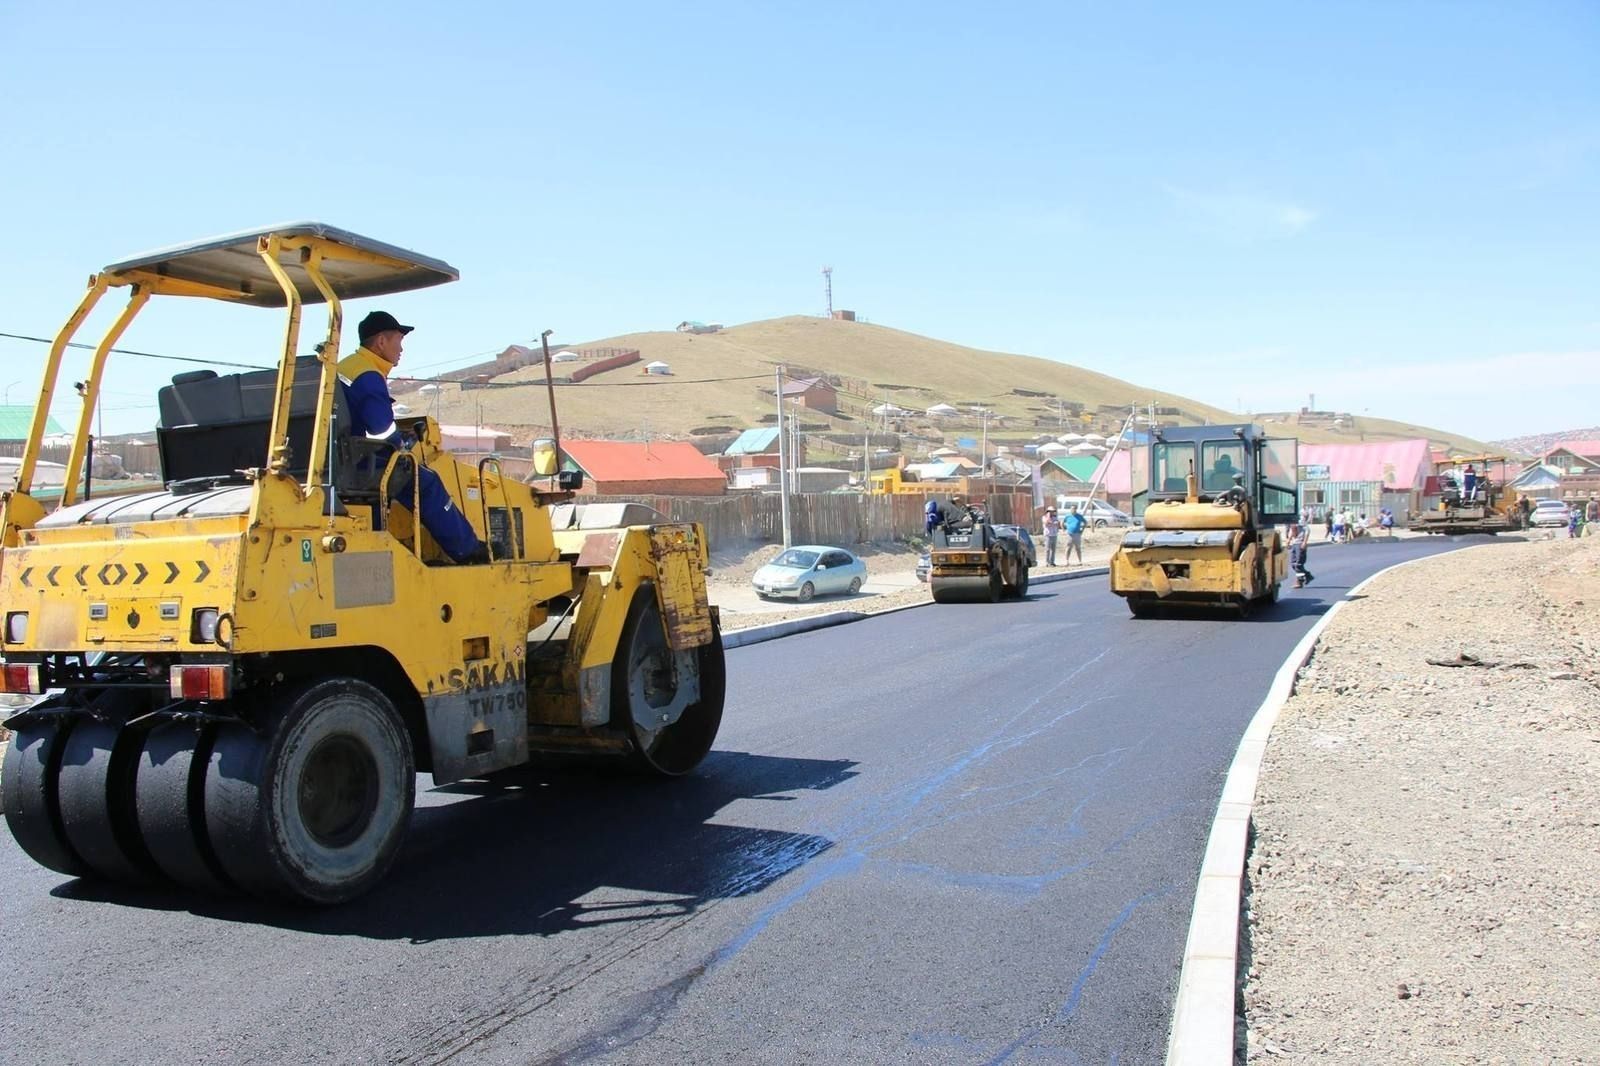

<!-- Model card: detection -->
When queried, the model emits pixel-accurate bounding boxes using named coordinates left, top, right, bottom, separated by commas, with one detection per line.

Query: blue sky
left=1, top=2, right=1595, bottom=442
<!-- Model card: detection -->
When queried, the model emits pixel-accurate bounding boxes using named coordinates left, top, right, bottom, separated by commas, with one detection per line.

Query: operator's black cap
left=358, top=311, right=414, bottom=345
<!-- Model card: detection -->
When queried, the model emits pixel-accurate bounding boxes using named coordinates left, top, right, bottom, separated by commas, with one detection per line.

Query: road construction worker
left=1462, top=463, right=1477, bottom=501
left=339, top=311, right=487, bottom=564
left=1205, top=453, right=1238, bottom=492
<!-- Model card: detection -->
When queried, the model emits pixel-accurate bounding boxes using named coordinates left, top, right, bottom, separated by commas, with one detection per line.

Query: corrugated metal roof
left=0, top=406, right=67, bottom=440
left=563, top=440, right=726, bottom=483
left=904, top=461, right=962, bottom=481
left=1045, top=455, right=1102, bottom=481
left=1545, top=439, right=1600, bottom=462
left=1298, top=439, right=1432, bottom=489
left=724, top=427, right=781, bottom=455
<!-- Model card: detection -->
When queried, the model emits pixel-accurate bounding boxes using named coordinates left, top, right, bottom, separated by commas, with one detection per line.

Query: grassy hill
left=409, top=316, right=1497, bottom=458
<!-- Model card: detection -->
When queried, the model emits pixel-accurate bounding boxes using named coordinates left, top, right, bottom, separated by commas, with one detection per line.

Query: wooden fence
left=585, top=490, right=1035, bottom=549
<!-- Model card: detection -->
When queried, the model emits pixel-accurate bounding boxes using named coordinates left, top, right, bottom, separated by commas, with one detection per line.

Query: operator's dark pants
left=396, top=467, right=476, bottom=560
left=388, top=462, right=482, bottom=562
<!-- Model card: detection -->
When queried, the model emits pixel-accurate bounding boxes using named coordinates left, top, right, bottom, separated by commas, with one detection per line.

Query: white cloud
left=1162, top=184, right=1319, bottom=240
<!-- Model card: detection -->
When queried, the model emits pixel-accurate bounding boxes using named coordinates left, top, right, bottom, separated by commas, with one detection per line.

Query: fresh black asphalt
left=0, top=535, right=1494, bottom=1064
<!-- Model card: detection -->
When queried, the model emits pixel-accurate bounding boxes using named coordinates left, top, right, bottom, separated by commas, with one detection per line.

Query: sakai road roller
left=928, top=501, right=1031, bottom=603
left=0, top=224, right=724, bottom=905
left=1110, top=424, right=1299, bottom=617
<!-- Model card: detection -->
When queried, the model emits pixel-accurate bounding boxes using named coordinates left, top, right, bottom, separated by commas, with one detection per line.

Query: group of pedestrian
left=1324, top=508, right=1360, bottom=542
left=1041, top=504, right=1085, bottom=567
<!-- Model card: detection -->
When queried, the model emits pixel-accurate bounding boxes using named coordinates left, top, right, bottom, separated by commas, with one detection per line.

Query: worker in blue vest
left=338, top=311, right=487, bottom=564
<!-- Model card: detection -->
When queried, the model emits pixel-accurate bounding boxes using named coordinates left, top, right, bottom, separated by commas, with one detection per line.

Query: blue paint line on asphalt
left=708, top=851, right=867, bottom=970
left=889, top=800, right=1194, bottom=898
left=708, top=651, right=1118, bottom=968
left=1058, top=887, right=1173, bottom=1022
left=984, top=886, right=1172, bottom=1065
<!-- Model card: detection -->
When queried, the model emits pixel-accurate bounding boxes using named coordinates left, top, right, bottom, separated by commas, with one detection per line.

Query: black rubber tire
left=1015, top=564, right=1030, bottom=598
left=1, top=716, right=90, bottom=878
left=56, top=716, right=161, bottom=885
left=848, top=576, right=862, bottom=594
left=797, top=582, right=815, bottom=603
left=135, top=722, right=234, bottom=894
left=203, top=680, right=415, bottom=906
left=1127, top=597, right=1152, bottom=619
left=987, top=561, right=1004, bottom=603
left=613, top=590, right=725, bottom=776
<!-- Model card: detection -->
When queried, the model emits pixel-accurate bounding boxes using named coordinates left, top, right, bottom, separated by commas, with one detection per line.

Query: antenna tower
left=821, top=266, right=833, bottom=318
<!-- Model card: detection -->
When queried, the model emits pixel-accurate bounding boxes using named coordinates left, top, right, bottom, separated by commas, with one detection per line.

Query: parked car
left=1530, top=499, right=1571, bottom=528
left=752, top=545, right=867, bottom=601
left=917, top=525, right=1035, bottom=582
left=1056, top=497, right=1135, bottom=529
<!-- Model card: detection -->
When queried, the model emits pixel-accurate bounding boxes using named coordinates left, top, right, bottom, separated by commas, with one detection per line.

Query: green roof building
left=0, top=406, right=67, bottom=441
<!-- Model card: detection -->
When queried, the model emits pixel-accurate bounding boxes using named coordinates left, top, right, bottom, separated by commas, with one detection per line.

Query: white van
left=1054, top=496, right=1135, bottom=529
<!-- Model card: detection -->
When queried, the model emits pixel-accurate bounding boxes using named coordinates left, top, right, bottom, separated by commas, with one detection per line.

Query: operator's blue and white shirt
left=336, top=346, right=401, bottom=445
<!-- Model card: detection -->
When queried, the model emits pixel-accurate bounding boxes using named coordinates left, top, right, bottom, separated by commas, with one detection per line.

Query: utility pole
left=980, top=409, right=989, bottom=478
left=775, top=365, right=791, bottom=547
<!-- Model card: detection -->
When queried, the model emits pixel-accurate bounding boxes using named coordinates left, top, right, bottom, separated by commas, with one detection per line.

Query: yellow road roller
left=0, top=224, right=723, bottom=904
left=1111, top=424, right=1299, bottom=617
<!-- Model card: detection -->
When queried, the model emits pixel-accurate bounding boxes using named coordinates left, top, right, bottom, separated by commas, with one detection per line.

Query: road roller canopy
left=1134, top=423, right=1299, bottom=526
left=6, top=224, right=461, bottom=504
left=101, top=223, right=459, bottom=307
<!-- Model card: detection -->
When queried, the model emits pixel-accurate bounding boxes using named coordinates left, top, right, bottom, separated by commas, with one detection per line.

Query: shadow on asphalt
left=50, top=750, right=857, bottom=940
left=1127, top=597, right=1333, bottom=623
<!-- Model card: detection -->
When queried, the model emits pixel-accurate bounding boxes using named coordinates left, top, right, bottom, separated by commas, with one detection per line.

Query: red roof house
left=778, top=377, right=838, bottom=414
left=562, top=440, right=727, bottom=496
left=1542, top=440, right=1600, bottom=473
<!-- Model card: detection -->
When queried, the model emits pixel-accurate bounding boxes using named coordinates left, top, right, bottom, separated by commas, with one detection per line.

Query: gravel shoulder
left=1241, top=532, right=1600, bottom=1062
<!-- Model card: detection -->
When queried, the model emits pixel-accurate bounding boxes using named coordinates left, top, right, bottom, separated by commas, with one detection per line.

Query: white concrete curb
left=1164, top=554, right=1441, bottom=1065
left=720, top=566, right=1109, bottom=650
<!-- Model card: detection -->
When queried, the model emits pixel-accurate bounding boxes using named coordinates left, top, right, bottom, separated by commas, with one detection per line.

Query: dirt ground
left=1240, top=531, right=1600, bottom=1062
left=706, top=529, right=1122, bottom=631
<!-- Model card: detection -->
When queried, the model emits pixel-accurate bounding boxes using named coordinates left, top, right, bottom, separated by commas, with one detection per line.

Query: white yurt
left=644, top=361, right=672, bottom=375
left=1058, top=432, right=1084, bottom=443
left=550, top=349, right=580, bottom=363
left=926, top=403, right=959, bottom=418
left=1068, top=441, right=1105, bottom=454
left=871, top=402, right=910, bottom=416
left=1082, top=432, right=1105, bottom=442
left=1036, top=442, right=1070, bottom=457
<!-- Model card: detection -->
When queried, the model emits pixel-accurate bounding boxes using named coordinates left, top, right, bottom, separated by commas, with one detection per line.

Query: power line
left=403, top=372, right=771, bottom=390
left=0, top=331, right=272, bottom=371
